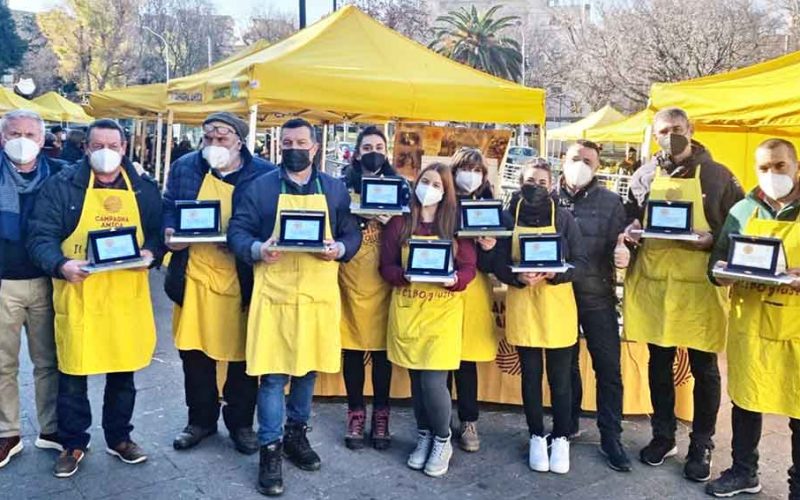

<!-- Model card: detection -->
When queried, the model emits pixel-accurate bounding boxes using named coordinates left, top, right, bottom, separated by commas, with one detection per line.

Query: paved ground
left=5, top=272, right=794, bottom=499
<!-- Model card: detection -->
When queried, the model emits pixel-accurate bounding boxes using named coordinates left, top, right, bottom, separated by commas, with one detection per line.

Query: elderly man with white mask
left=0, top=110, right=67, bottom=469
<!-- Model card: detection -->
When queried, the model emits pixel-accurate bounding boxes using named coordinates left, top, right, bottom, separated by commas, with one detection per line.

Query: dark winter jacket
left=227, top=167, right=362, bottom=265
left=493, top=191, right=588, bottom=288
left=162, top=149, right=276, bottom=306
left=26, top=157, right=164, bottom=279
left=557, top=177, right=626, bottom=311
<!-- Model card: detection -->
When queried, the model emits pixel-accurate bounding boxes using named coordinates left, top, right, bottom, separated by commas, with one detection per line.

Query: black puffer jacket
left=557, top=177, right=626, bottom=311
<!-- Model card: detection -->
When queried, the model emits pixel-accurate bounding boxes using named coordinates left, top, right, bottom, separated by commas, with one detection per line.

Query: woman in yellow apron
left=27, top=121, right=162, bottom=478
left=492, top=161, right=586, bottom=475
left=380, top=163, right=477, bottom=478
left=163, top=114, right=275, bottom=455
left=449, top=147, right=500, bottom=452
left=706, top=139, right=800, bottom=498
left=339, top=127, right=409, bottom=451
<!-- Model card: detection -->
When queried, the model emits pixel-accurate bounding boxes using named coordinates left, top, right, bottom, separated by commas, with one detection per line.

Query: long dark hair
left=400, top=162, right=458, bottom=246
left=450, top=147, right=492, bottom=197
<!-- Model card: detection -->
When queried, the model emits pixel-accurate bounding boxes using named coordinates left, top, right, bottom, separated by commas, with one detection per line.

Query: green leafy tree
left=0, top=1, right=26, bottom=74
left=430, top=5, right=521, bottom=82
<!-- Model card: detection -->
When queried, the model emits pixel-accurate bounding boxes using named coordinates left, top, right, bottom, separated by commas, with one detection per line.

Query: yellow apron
left=460, top=272, right=498, bottom=361
left=246, top=178, right=341, bottom=376
left=727, top=207, right=800, bottom=419
left=53, top=170, right=156, bottom=375
left=173, top=173, right=246, bottom=361
left=505, top=200, right=578, bottom=349
left=624, top=166, right=729, bottom=353
left=339, top=194, right=391, bottom=351
left=387, top=235, right=464, bottom=370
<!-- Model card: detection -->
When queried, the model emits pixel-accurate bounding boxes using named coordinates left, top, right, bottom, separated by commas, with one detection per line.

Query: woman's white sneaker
left=423, top=433, right=453, bottom=477
left=407, top=430, right=433, bottom=470
left=550, top=437, right=570, bottom=474
left=528, top=435, right=549, bottom=472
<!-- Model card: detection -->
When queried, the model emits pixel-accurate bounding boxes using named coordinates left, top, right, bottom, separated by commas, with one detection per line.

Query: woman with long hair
left=447, top=147, right=500, bottom=452
left=379, top=163, right=476, bottom=477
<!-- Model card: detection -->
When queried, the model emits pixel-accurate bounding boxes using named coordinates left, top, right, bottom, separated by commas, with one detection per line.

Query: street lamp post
left=143, top=26, right=170, bottom=83
left=517, top=21, right=527, bottom=146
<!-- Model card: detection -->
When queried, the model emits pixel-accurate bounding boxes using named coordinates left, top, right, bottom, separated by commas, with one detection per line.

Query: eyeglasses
left=202, top=124, right=236, bottom=136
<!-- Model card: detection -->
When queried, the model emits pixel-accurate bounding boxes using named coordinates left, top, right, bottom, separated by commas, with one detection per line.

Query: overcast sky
left=7, top=0, right=336, bottom=26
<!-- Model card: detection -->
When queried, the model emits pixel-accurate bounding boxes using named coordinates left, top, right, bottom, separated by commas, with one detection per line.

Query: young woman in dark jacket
left=338, top=126, right=408, bottom=451
left=493, top=160, right=587, bottom=475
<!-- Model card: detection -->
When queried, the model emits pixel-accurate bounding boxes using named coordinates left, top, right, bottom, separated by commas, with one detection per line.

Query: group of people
left=0, top=106, right=797, bottom=499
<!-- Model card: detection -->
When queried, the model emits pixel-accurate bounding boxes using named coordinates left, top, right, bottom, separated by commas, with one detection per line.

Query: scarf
left=0, top=153, right=48, bottom=241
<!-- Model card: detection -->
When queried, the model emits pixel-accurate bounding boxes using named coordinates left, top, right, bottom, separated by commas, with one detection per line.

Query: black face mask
left=521, top=183, right=550, bottom=206
left=359, top=152, right=385, bottom=173
left=657, top=133, right=689, bottom=158
left=282, top=148, right=312, bottom=172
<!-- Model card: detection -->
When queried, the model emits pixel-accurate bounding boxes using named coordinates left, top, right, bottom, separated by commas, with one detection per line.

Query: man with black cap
left=163, top=112, right=275, bottom=455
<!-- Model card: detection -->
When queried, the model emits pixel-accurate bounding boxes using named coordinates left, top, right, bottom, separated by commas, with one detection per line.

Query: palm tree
left=430, top=5, right=522, bottom=82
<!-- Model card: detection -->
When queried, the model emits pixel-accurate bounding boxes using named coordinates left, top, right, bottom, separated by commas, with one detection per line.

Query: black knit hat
left=203, top=112, right=249, bottom=140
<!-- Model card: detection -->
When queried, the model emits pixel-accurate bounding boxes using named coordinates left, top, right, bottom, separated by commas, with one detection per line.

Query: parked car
left=507, top=146, right=538, bottom=165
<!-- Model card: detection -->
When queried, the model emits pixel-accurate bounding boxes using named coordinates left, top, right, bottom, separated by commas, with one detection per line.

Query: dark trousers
left=447, top=361, right=479, bottom=423
left=648, top=344, right=721, bottom=447
left=342, top=349, right=392, bottom=410
left=570, top=306, right=624, bottom=440
left=57, top=371, right=135, bottom=450
left=518, top=346, right=573, bottom=438
left=179, top=349, right=257, bottom=431
left=731, top=404, right=800, bottom=476
left=409, top=370, right=451, bottom=438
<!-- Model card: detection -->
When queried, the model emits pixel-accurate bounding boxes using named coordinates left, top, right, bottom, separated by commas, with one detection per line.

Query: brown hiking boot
left=458, top=421, right=480, bottom=452
left=345, top=408, right=366, bottom=450
left=370, top=407, right=391, bottom=450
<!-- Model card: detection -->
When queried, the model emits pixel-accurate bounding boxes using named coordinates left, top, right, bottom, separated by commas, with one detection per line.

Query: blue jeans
left=57, top=371, right=136, bottom=450
left=256, top=372, right=317, bottom=445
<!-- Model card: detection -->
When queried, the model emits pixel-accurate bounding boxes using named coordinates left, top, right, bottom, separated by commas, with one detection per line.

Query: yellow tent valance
left=548, top=105, right=626, bottom=141
left=0, top=88, right=61, bottom=122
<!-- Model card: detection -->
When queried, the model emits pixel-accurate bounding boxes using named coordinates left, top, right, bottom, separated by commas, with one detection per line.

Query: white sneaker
left=424, top=433, right=453, bottom=477
left=550, top=437, right=570, bottom=474
left=407, top=430, right=433, bottom=470
left=528, top=435, right=549, bottom=472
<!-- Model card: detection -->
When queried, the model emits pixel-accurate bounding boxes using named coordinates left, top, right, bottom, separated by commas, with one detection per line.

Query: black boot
left=684, top=440, right=713, bottom=482
left=257, top=441, right=283, bottom=497
left=283, top=422, right=321, bottom=471
left=173, top=424, right=217, bottom=451
left=230, top=427, right=259, bottom=455
left=789, top=466, right=799, bottom=500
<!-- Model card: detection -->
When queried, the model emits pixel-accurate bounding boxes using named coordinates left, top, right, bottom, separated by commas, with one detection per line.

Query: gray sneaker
left=407, top=430, right=432, bottom=470
left=458, top=421, right=480, bottom=452
left=424, top=433, right=453, bottom=477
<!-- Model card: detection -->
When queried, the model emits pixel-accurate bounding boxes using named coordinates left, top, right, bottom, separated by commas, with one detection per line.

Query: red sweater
left=378, top=216, right=476, bottom=292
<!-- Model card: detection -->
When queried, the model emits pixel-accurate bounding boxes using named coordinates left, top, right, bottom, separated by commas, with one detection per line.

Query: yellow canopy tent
left=548, top=105, right=626, bottom=141
left=586, top=109, right=653, bottom=144
left=169, top=5, right=545, bottom=125
left=0, top=87, right=60, bottom=121
left=33, top=92, right=94, bottom=123
left=650, top=50, right=800, bottom=189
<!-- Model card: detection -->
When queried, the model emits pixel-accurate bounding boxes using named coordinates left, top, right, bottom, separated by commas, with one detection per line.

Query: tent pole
left=161, top=110, right=174, bottom=193
left=247, top=105, right=258, bottom=152
left=139, top=119, right=148, bottom=168
left=321, top=122, right=329, bottom=174
left=128, top=120, right=137, bottom=159
left=642, top=125, right=653, bottom=162
left=270, top=126, right=276, bottom=163
left=154, top=113, right=164, bottom=185
left=539, top=125, right=546, bottom=161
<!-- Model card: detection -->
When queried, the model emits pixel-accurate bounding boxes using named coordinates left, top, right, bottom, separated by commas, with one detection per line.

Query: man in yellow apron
left=706, top=139, right=800, bottom=498
left=26, top=119, right=162, bottom=478
left=163, top=113, right=275, bottom=454
left=623, top=108, right=744, bottom=482
left=227, top=118, right=362, bottom=497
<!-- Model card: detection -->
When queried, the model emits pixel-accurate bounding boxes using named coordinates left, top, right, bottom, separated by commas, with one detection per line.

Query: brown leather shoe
left=106, top=441, right=147, bottom=464
left=54, top=449, right=85, bottom=478
left=0, top=436, right=23, bottom=468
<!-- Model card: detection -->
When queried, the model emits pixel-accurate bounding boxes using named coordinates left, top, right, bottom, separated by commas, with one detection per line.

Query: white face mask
left=89, top=148, right=122, bottom=174
left=3, top=137, right=40, bottom=165
left=415, top=183, right=444, bottom=207
left=202, top=145, right=232, bottom=170
left=455, top=171, right=483, bottom=194
left=563, top=160, right=594, bottom=190
left=758, top=171, right=795, bottom=201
